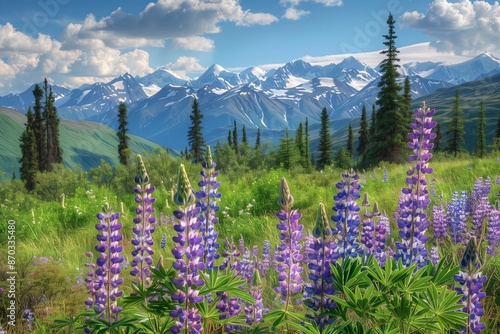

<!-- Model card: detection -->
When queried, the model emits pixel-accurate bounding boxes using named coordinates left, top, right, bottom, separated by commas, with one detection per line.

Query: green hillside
left=412, top=73, right=500, bottom=152
left=0, top=107, right=162, bottom=176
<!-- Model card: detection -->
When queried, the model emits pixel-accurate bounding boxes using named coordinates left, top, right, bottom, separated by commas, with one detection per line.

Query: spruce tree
left=369, top=104, right=377, bottom=141
left=347, top=124, right=354, bottom=158
left=357, top=105, right=369, bottom=156
left=434, top=122, right=442, bottom=152
left=43, top=79, right=62, bottom=171
left=371, top=13, right=406, bottom=165
left=278, top=128, right=296, bottom=170
left=317, top=107, right=333, bottom=170
left=477, top=101, right=486, bottom=158
left=232, top=120, right=239, bottom=155
left=255, top=128, right=261, bottom=149
left=117, top=102, right=130, bottom=165
left=32, top=83, right=46, bottom=172
left=19, top=107, right=38, bottom=191
left=295, top=122, right=305, bottom=164
left=242, top=125, right=248, bottom=146
left=228, top=130, right=232, bottom=147
left=187, top=97, right=206, bottom=163
left=401, top=76, right=412, bottom=126
left=304, top=118, right=311, bottom=170
left=444, top=90, right=466, bottom=157
left=496, top=116, right=500, bottom=139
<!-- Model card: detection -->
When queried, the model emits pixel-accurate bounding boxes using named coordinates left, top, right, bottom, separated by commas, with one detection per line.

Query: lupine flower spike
left=304, top=203, right=337, bottom=328
left=454, top=237, right=487, bottom=334
left=395, top=103, right=435, bottom=268
left=130, top=155, right=157, bottom=285
left=86, top=203, right=124, bottom=322
left=170, top=164, right=205, bottom=334
left=275, top=177, right=304, bottom=307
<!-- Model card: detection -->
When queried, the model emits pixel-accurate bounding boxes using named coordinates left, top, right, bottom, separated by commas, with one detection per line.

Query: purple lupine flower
left=245, top=270, right=266, bottom=325
left=170, top=164, right=205, bottom=334
left=454, top=237, right=487, bottom=334
left=429, top=246, right=439, bottom=265
left=374, top=214, right=390, bottom=265
left=216, top=292, right=242, bottom=332
left=219, top=236, right=240, bottom=271
left=382, top=166, right=388, bottom=182
left=432, top=204, right=448, bottom=242
left=331, top=169, right=362, bottom=259
left=130, top=155, right=156, bottom=285
left=196, top=146, right=221, bottom=270
left=260, top=240, right=271, bottom=277
left=448, top=191, right=468, bottom=245
left=88, top=205, right=124, bottom=321
left=274, top=177, right=304, bottom=305
left=304, top=203, right=338, bottom=328
left=471, top=195, right=492, bottom=240
left=487, top=209, right=500, bottom=255
left=394, top=105, right=435, bottom=268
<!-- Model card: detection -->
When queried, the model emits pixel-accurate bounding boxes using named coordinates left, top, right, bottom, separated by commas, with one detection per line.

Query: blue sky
left=1, top=0, right=499, bottom=95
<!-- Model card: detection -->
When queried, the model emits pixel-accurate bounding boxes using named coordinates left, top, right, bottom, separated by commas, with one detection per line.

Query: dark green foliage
left=369, top=13, right=407, bottom=165
left=477, top=101, right=486, bottom=158
left=369, top=104, right=377, bottom=141
left=228, top=130, right=232, bottom=147
left=335, top=147, right=351, bottom=169
left=434, top=122, right=442, bottom=152
left=232, top=120, right=239, bottom=155
left=187, top=98, right=206, bottom=163
left=346, top=124, right=354, bottom=158
left=278, top=128, right=297, bottom=170
left=116, top=102, right=130, bottom=166
left=402, top=76, right=412, bottom=126
left=295, top=122, right=305, bottom=159
left=444, top=90, right=466, bottom=157
left=32, top=83, right=46, bottom=172
left=43, top=79, right=63, bottom=172
left=255, top=128, right=261, bottom=149
left=357, top=105, right=369, bottom=157
left=19, top=107, right=38, bottom=191
left=496, top=116, right=500, bottom=139
left=317, top=107, right=333, bottom=170
left=242, top=125, right=248, bottom=145
left=304, top=118, right=311, bottom=171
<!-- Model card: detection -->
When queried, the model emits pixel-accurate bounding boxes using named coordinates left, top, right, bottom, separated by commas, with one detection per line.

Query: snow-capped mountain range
left=1, top=48, right=500, bottom=150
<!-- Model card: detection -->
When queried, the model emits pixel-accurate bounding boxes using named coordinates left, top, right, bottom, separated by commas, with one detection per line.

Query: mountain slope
left=0, top=107, right=162, bottom=176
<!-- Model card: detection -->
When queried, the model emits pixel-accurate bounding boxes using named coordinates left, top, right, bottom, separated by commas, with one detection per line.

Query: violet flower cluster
left=331, top=169, right=362, bottom=259
left=130, top=155, right=156, bottom=285
left=196, top=146, right=221, bottom=270
left=304, top=203, right=338, bottom=328
left=487, top=209, right=500, bottom=256
left=169, top=164, right=204, bottom=334
left=448, top=191, right=468, bottom=245
left=395, top=105, right=436, bottom=268
left=85, top=204, right=124, bottom=321
left=274, top=177, right=304, bottom=305
left=432, top=204, right=448, bottom=243
left=454, top=237, right=486, bottom=334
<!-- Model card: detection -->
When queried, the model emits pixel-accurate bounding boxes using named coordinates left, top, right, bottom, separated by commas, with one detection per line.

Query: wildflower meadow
left=1, top=105, right=500, bottom=333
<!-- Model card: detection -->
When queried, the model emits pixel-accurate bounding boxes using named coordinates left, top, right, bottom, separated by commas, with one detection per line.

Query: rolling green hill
left=0, top=107, right=163, bottom=177
left=411, top=73, right=500, bottom=152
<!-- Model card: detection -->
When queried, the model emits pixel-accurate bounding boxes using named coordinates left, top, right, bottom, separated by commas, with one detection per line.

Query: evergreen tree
left=369, top=104, right=377, bottom=141
left=347, top=124, right=354, bottom=158
left=255, top=128, right=261, bottom=149
left=335, top=147, right=351, bottom=170
left=32, top=83, right=46, bottom=172
left=304, top=118, right=311, bottom=170
left=434, top=122, right=442, bottom=152
left=278, top=128, right=297, bottom=170
left=357, top=105, right=369, bottom=156
left=242, top=125, right=248, bottom=146
left=295, top=122, right=305, bottom=163
left=370, top=13, right=407, bottom=165
left=495, top=116, right=500, bottom=139
left=43, top=79, right=62, bottom=171
left=232, top=120, right=239, bottom=155
left=444, top=90, right=466, bottom=157
left=117, top=102, right=130, bottom=165
left=19, top=107, right=38, bottom=191
left=477, top=101, right=486, bottom=158
left=187, top=97, right=206, bottom=163
left=401, top=76, right=412, bottom=125
left=228, top=130, right=232, bottom=147
left=317, top=107, right=333, bottom=170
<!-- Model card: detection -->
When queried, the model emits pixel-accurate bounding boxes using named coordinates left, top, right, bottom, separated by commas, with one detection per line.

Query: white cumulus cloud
left=283, top=7, right=310, bottom=20
left=172, top=36, right=215, bottom=52
left=400, top=0, right=500, bottom=55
